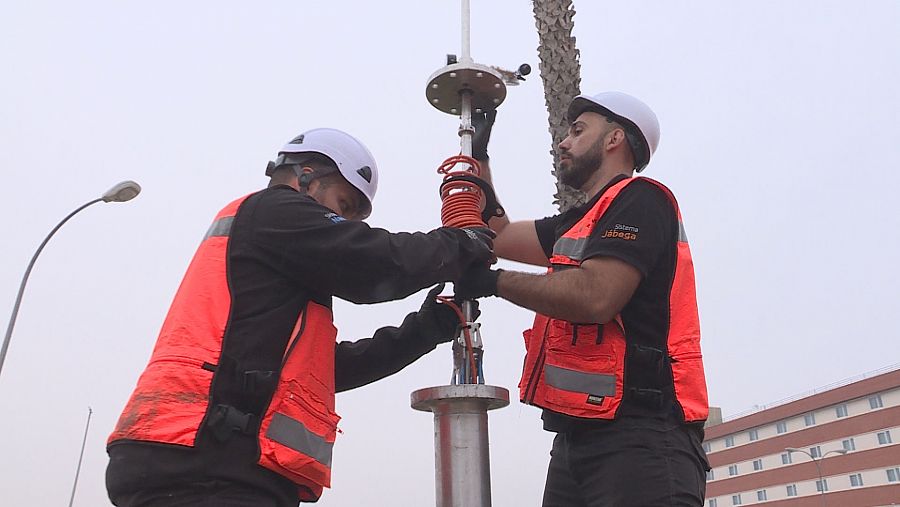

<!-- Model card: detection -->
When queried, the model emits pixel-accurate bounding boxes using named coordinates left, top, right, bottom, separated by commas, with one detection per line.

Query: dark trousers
left=113, top=480, right=281, bottom=507
left=542, top=418, right=708, bottom=507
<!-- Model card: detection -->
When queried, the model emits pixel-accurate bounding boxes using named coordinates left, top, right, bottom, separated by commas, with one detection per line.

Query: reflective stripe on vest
left=544, top=364, right=616, bottom=397
left=267, top=412, right=334, bottom=467
left=552, top=220, right=689, bottom=262
left=204, top=216, right=234, bottom=240
left=519, top=177, right=708, bottom=422
left=109, top=192, right=340, bottom=501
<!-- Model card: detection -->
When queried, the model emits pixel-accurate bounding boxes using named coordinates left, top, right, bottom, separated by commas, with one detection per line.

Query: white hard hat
left=277, top=128, right=379, bottom=216
left=567, top=91, right=660, bottom=172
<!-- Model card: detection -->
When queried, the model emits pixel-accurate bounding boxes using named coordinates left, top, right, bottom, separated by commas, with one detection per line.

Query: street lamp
left=0, top=180, right=141, bottom=377
left=68, top=406, right=93, bottom=507
left=785, top=447, right=849, bottom=507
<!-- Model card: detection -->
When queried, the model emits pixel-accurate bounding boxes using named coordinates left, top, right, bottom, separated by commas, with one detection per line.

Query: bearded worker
left=456, top=92, right=710, bottom=507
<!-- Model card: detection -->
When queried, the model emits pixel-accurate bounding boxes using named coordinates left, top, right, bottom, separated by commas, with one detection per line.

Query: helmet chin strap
left=295, top=167, right=314, bottom=190
left=266, top=154, right=315, bottom=187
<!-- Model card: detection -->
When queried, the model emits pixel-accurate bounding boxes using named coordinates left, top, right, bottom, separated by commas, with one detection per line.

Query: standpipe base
left=411, top=385, right=510, bottom=507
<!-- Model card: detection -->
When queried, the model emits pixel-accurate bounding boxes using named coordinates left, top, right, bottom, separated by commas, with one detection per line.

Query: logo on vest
left=601, top=223, right=639, bottom=241
left=586, top=395, right=605, bottom=406
left=324, top=212, right=346, bottom=223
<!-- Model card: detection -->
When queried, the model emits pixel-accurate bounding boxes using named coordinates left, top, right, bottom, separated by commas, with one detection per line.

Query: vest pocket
left=670, top=351, right=708, bottom=422
left=546, top=320, right=611, bottom=355
left=110, top=355, right=213, bottom=447
left=259, top=380, right=340, bottom=488
left=517, top=329, right=532, bottom=392
left=541, top=351, right=620, bottom=418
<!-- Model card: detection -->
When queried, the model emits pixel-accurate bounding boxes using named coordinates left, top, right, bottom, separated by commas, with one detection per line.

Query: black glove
left=415, top=283, right=481, bottom=345
left=454, top=265, right=502, bottom=300
left=459, top=227, right=496, bottom=265
left=472, top=110, right=496, bottom=161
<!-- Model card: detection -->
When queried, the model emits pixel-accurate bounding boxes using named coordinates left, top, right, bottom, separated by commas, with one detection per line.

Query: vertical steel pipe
left=460, top=0, right=471, bottom=63
left=412, top=385, right=509, bottom=507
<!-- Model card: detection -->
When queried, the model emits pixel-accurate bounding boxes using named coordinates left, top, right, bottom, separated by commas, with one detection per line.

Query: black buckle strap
left=241, top=370, right=276, bottom=396
left=630, top=344, right=665, bottom=374
left=626, top=344, right=668, bottom=410
left=207, top=404, right=257, bottom=442
left=627, top=387, right=665, bottom=409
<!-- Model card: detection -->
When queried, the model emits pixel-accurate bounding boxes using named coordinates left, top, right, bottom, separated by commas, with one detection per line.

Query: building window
left=781, top=452, right=792, bottom=465
left=703, top=442, right=711, bottom=453
left=888, top=467, right=900, bottom=482
left=850, top=473, right=864, bottom=487
left=816, top=479, right=828, bottom=492
left=708, top=499, right=718, bottom=507
left=842, top=438, right=856, bottom=451
left=725, top=436, right=735, bottom=448
left=869, top=394, right=883, bottom=409
left=810, top=445, right=822, bottom=458
left=756, top=490, right=767, bottom=501
left=707, top=469, right=715, bottom=481
left=878, top=430, right=893, bottom=445
left=748, top=429, right=759, bottom=441
left=804, top=413, right=816, bottom=426
left=753, top=459, right=763, bottom=471
left=835, top=403, right=848, bottom=418
left=732, top=493, right=742, bottom=505
left=776, top=421, right=787, bottom=434
left=728, top=464, right=738, bottom=476
left=786, top=484, right=798, bottom=496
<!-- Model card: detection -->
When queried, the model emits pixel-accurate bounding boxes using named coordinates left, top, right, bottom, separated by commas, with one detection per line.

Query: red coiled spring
left=437, top=154, right=485, bottom=229
left=436, top=153, right=486, bottom=383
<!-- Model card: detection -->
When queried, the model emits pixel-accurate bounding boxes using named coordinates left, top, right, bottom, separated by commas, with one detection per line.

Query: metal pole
left=417, top=1, right=513, bottom=504
left=412, top=385, right=508, bottom=507
left=787, top=448, right=828, bottom=507
left=460, top=0, right=471, bottom=63
left=813, top=458, right=827, bottom=507
left=68, top=406, right=93, bottom=507
left=457, top=0, right=477, bottom=377
left=459, top=87, right=476, bottom=330
left=0, top=198, right=103, bottom=378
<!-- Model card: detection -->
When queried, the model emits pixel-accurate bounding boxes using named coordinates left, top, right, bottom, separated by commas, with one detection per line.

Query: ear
left=605, top=128, right=628, bottom=151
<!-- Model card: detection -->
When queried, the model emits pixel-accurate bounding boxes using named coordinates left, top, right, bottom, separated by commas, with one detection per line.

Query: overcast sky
left=1, top=1, right=898, bottom=506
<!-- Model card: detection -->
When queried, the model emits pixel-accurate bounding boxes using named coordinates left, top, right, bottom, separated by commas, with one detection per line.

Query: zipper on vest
left=282, top=308, right=309, bottom=366
left=571, top=325, right=578, bottom=345
left=596, top=324, right=603, bottom=344
left=525, top=319, right=551, bottom=404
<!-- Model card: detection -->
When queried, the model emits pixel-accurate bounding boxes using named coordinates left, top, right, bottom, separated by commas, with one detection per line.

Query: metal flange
left=426, top=62, right=507, bottom=115
left=411, top=384, right=510, bottom=413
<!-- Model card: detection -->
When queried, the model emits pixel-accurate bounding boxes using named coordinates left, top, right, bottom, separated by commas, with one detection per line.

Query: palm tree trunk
left=532, top=0, right=585, bottom=212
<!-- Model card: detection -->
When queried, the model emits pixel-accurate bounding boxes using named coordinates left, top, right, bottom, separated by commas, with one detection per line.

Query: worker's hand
left=459, top=227, right=496, bottom=265
left=415, top=283, right=480, bottom=345
left=472, top=110, right=496, bottom=161
left=454, top=265, right=502, bottom=300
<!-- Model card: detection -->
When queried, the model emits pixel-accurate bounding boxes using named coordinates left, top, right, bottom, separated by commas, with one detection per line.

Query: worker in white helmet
left=456, top=92, right=710, bottom=506
left=105, top=128, right=495, bottom=506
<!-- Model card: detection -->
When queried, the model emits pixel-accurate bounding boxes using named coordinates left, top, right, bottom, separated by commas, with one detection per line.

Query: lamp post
left=785, top=447, right=849, bottom=507
left=68, top=406, right=92, bottom=507
left=0, top=181, right=141, bottom=378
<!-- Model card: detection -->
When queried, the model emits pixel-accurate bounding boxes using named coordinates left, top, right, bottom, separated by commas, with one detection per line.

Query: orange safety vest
left=518, top=177, right=708, bottom=423
left=108, top=195, right=340, bottom=501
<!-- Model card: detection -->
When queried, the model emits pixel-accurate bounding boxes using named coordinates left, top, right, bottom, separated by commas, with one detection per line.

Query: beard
left=558, top=140, right=603, bottom=189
